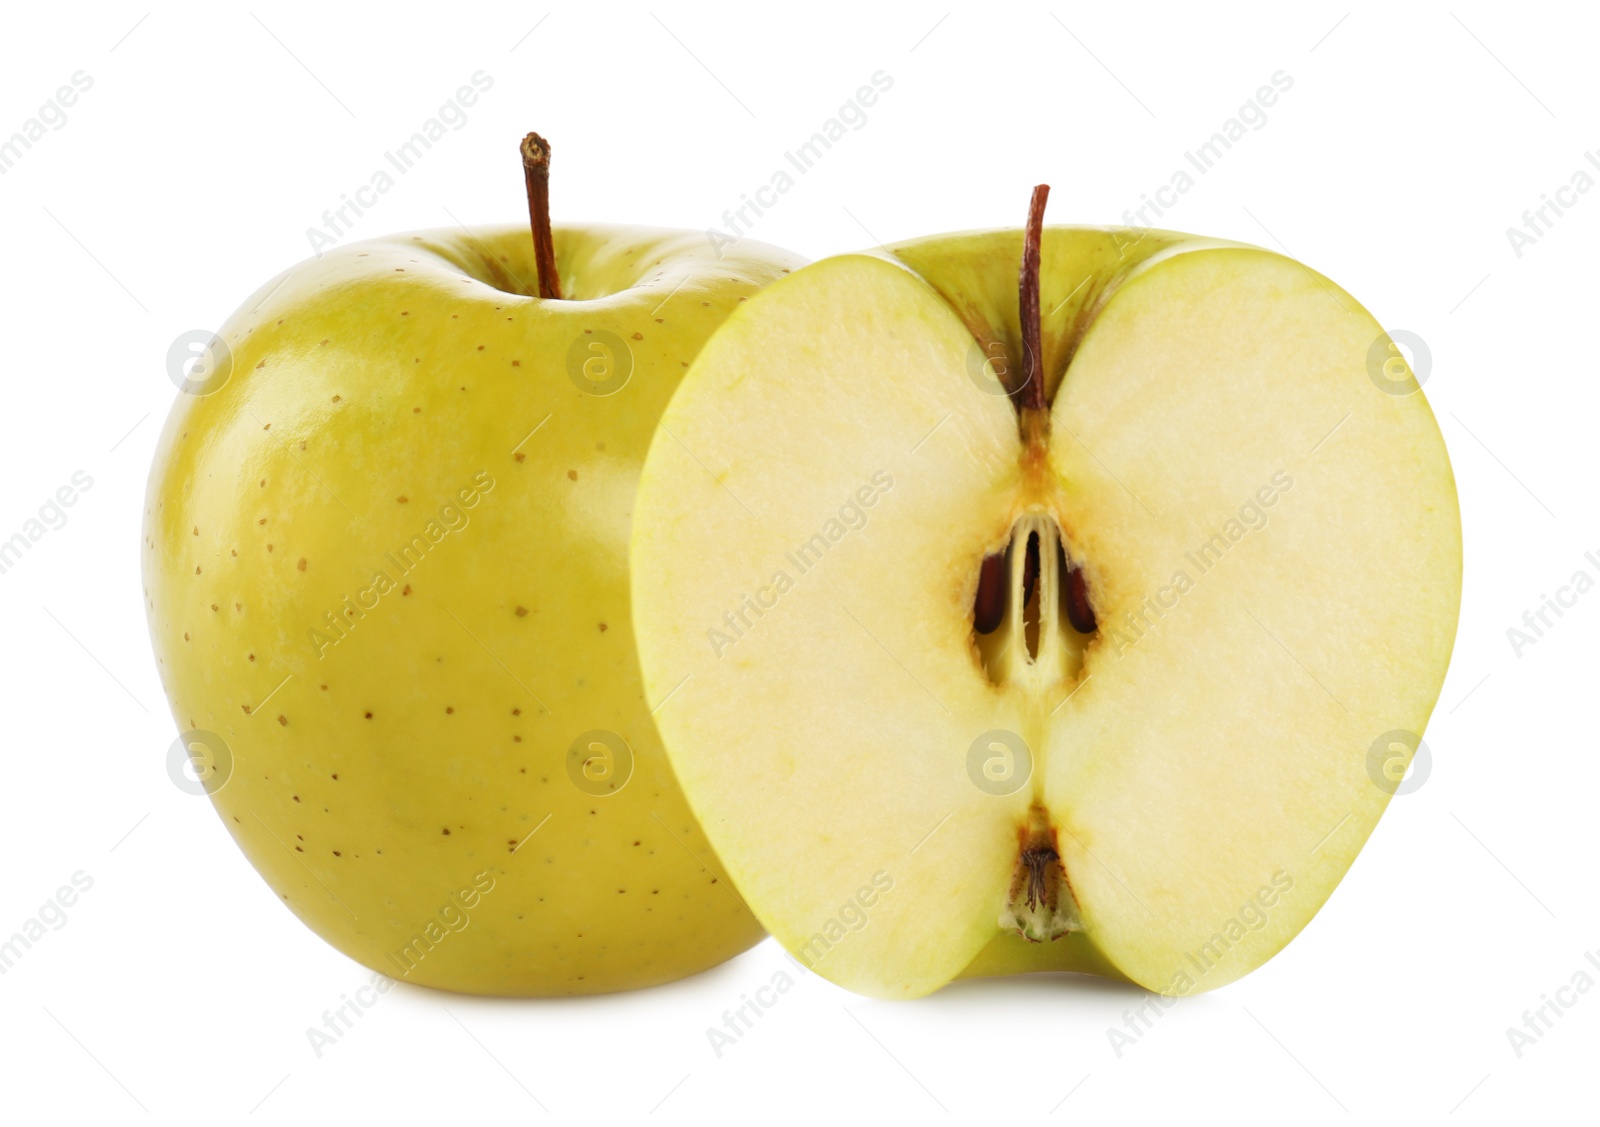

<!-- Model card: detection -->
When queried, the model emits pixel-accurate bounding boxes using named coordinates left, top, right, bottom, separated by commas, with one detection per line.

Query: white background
left=0, top=2, right=1593, bottom=1123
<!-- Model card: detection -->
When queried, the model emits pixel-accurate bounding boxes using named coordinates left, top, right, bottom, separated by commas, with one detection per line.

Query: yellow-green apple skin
left=631, top=226, right=1462, bottom=1000
left=143, top=224, right=805, bottom=995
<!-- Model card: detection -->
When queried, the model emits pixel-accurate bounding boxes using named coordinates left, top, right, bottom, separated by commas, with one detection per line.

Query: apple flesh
left=144, top=223, right=805, bottom=994
left=631, top=226, right=1461, bottom=999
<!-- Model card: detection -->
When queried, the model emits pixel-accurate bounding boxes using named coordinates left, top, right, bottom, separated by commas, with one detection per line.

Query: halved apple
left=631, top=204, right=1460, bottom=1000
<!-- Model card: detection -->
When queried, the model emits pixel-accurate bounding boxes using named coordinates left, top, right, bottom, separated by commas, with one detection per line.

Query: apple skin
left=143, top=223, right=805, bottom=995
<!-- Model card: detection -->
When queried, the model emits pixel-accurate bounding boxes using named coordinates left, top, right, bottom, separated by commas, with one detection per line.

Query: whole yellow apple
left=145, top=137, right=805, bottom=994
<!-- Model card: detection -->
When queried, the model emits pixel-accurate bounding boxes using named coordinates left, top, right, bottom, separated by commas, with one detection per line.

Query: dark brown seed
left=974, top=552, right=1007, bottom=634
left=1065, top=562, right=1097, bottom=634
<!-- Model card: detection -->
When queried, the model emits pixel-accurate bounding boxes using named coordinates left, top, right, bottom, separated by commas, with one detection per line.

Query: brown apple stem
left=1018, top=184, right=1049, bottom=412
left=520, top=132, right=562, bottom=300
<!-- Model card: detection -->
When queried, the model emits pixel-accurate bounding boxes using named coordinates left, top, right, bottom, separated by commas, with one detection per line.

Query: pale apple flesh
left=144, top=224, right=805, bottom=995
left=631, top=228, right=1460, bottom=999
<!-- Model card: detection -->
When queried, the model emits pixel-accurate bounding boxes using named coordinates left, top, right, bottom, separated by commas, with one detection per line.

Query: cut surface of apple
left=631, top=225, right=1460, bottom=999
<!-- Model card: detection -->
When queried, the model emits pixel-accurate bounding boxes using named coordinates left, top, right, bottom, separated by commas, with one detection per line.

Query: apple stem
left=520, top=132, right=563, bottom=300
left=1018, top=184, right=1049, bottom=413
